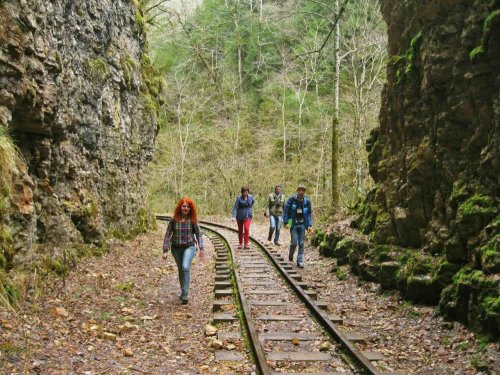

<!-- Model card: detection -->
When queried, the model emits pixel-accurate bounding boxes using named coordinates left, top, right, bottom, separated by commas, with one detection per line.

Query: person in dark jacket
left=265, top=184, right=286, bottom=245
left=231, top=186, right=255, bottom=249
left=163, top=197, right=206, bottom=304
left=283, top=184, right=313, bottom=268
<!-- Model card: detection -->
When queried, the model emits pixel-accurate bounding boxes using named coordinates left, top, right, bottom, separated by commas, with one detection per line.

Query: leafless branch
left=296, top=0, right=349, bottom=58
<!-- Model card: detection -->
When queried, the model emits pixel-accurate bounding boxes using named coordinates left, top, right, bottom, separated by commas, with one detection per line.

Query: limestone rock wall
left=352, top=0, right=499, bottom=336
left=0, top=0, right=159, bottom=267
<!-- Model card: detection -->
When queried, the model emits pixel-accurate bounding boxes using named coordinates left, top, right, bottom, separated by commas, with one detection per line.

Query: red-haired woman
left=162, top=197, right=206, bottom=304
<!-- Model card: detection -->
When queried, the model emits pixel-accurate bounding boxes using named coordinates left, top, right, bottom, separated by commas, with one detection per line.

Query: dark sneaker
left=297, top=263, right=304, bottom=269
left=181, top=299, right=189, bottom=305
left=288, top=253, right=293, bottom=262
left=237, top=245, right=242, bottom=249
left=274, top=241, right=282, bottom=246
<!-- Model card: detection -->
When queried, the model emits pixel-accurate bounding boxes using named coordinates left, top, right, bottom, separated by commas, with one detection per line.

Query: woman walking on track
left=232, top=186, right=255, bottom=249
left=162, top=197, right=207, bottom=304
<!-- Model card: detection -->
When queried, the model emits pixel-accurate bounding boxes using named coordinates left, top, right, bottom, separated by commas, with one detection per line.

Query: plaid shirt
left=163, top=219, right=204, bottom=253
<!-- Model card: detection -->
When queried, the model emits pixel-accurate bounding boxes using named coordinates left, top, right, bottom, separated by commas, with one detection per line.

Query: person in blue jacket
left=232, top=186, right=255, bottom=249
left=283, top=184, right=313, bottom=268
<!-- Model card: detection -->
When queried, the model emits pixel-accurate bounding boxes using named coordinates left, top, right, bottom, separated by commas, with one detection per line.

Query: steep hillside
left=0, top=0, right=160, bottom=271
left=330, top=0, right=499, bottom=336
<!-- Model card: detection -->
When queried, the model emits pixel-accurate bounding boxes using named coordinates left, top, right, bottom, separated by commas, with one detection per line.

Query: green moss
left=135, top=10, right=145, bottom=28
left=390, top=54, right=407, bottom=65
left=120, top=55, right=139, bottom=89
left=453, top=267, right=497, bottom=289
left=405, top=31, right=423, bottom=75
left=481, top=296, right=500, bottom=319
left=397, top=251, right=437, bottom=280
left=50, top=259, right=68, bottom=277
left=336, top=267, right=347, bottom=281
left=483, top=9, right=500, bottom=33
left=84, top=58, right=108, bottom=82
left=470, top=45, right=485, bottom=60
left=1, top=226, right=14, bottom=271
left=479, top=234, right=499, bottom=273
left=390, top=31, right=423, bottom=82
left=0, top=126, right=20, bottom=195
left=140, top=92, right=159, bottom=115
left=457, top=194, right=496, bottom=218
left=449, top=179, right=471, bottom=206
left=1, top=279, right=20, bottom=307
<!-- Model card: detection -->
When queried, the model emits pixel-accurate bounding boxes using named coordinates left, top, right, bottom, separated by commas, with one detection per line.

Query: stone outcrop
left=348, top=0, right=499, bottom=337
left=0, top=0, right=160, bottom=269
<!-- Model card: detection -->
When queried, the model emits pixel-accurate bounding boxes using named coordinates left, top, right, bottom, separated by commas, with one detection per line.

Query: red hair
left=173, top=197, right=198, bottom=223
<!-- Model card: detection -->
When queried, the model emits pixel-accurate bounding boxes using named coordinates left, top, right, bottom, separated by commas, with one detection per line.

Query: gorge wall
left=317, top=0, right=499, bottom=337
left=0, top=0, right=161, bottom=273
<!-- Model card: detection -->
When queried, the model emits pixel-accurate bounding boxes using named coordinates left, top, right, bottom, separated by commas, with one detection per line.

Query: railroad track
left=157, top=216, right=401, bottom=375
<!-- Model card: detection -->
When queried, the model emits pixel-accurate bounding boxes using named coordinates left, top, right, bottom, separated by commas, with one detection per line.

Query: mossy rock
left=397, top=251, right=437, bottom=279
left=319, top=232, right=343, bottom=257
left=478, top=296, right=499, bottom=338
left=373, top=209, right=397, bottom=244
left=440, top=267, right=499, bottom=339
left=353, top=189, right=377, bottom=234
left=310, top=230, right=325, bottom=247
left=478, top=235, right=500, bottom=274
left=368, top=244, right=402, bottom=262
left=456, top=194, right=497, bottom=235
left=334, top=237, right=369, bottom=266
left=404, top=275, right=442, bottom=304
left=379, top=261, right=400, bottom=289
left=357, top=259, right=379, bottom=282
left=432, top=261, right=460, bottom=286
left=444, top=235, right=467, bottom=264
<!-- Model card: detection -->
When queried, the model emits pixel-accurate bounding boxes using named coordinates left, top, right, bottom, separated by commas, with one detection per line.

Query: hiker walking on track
left=162, top=197, right=206, bottom=304
left=265, top=184, right=286, bottom=246
left=232, top=186, right=255, bottom=249
left=283, top=184, right=313, bottom=268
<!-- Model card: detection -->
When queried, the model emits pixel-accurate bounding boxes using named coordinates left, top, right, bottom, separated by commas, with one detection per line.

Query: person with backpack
left=265, top=184, right=286, bottom=246
left=162, top=197, right=206, bottom=304
left=283, top=184, right=313, bottom=268
left=231, top=186, right=255, bottom=249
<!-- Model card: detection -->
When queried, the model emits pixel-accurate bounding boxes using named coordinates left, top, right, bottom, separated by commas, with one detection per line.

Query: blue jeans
left=171, top=245, right=196, bottom=300
left=289, top=223, right=305, bottom=264
left=269, top=215, right=282, bottom=242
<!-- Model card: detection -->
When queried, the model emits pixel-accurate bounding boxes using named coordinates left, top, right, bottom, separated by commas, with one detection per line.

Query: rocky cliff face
left=0, top=0, right=160, bottom=269
left=350, top=0, right=499, bottom=336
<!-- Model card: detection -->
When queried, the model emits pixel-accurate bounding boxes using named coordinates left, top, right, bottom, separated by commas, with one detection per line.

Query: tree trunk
left=331, top=0, right=340, bottom=209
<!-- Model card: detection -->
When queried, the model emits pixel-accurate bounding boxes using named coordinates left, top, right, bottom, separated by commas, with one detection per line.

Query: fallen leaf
left=102, top=332, right=117, bottom=341
left=122, top=347, right=134, bottom=357
left=50, top=307, right=69, bottom=318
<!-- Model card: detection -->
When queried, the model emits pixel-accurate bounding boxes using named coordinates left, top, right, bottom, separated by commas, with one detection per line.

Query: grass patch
left=115, top=281, right=135, bottom=291
left=336, top=267, right=347, bottom=281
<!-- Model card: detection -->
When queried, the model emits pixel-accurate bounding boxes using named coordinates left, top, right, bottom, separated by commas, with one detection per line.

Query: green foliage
left=392, top=31, right=423, bottom=79
left=146, top=0, right=386, bottom=215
